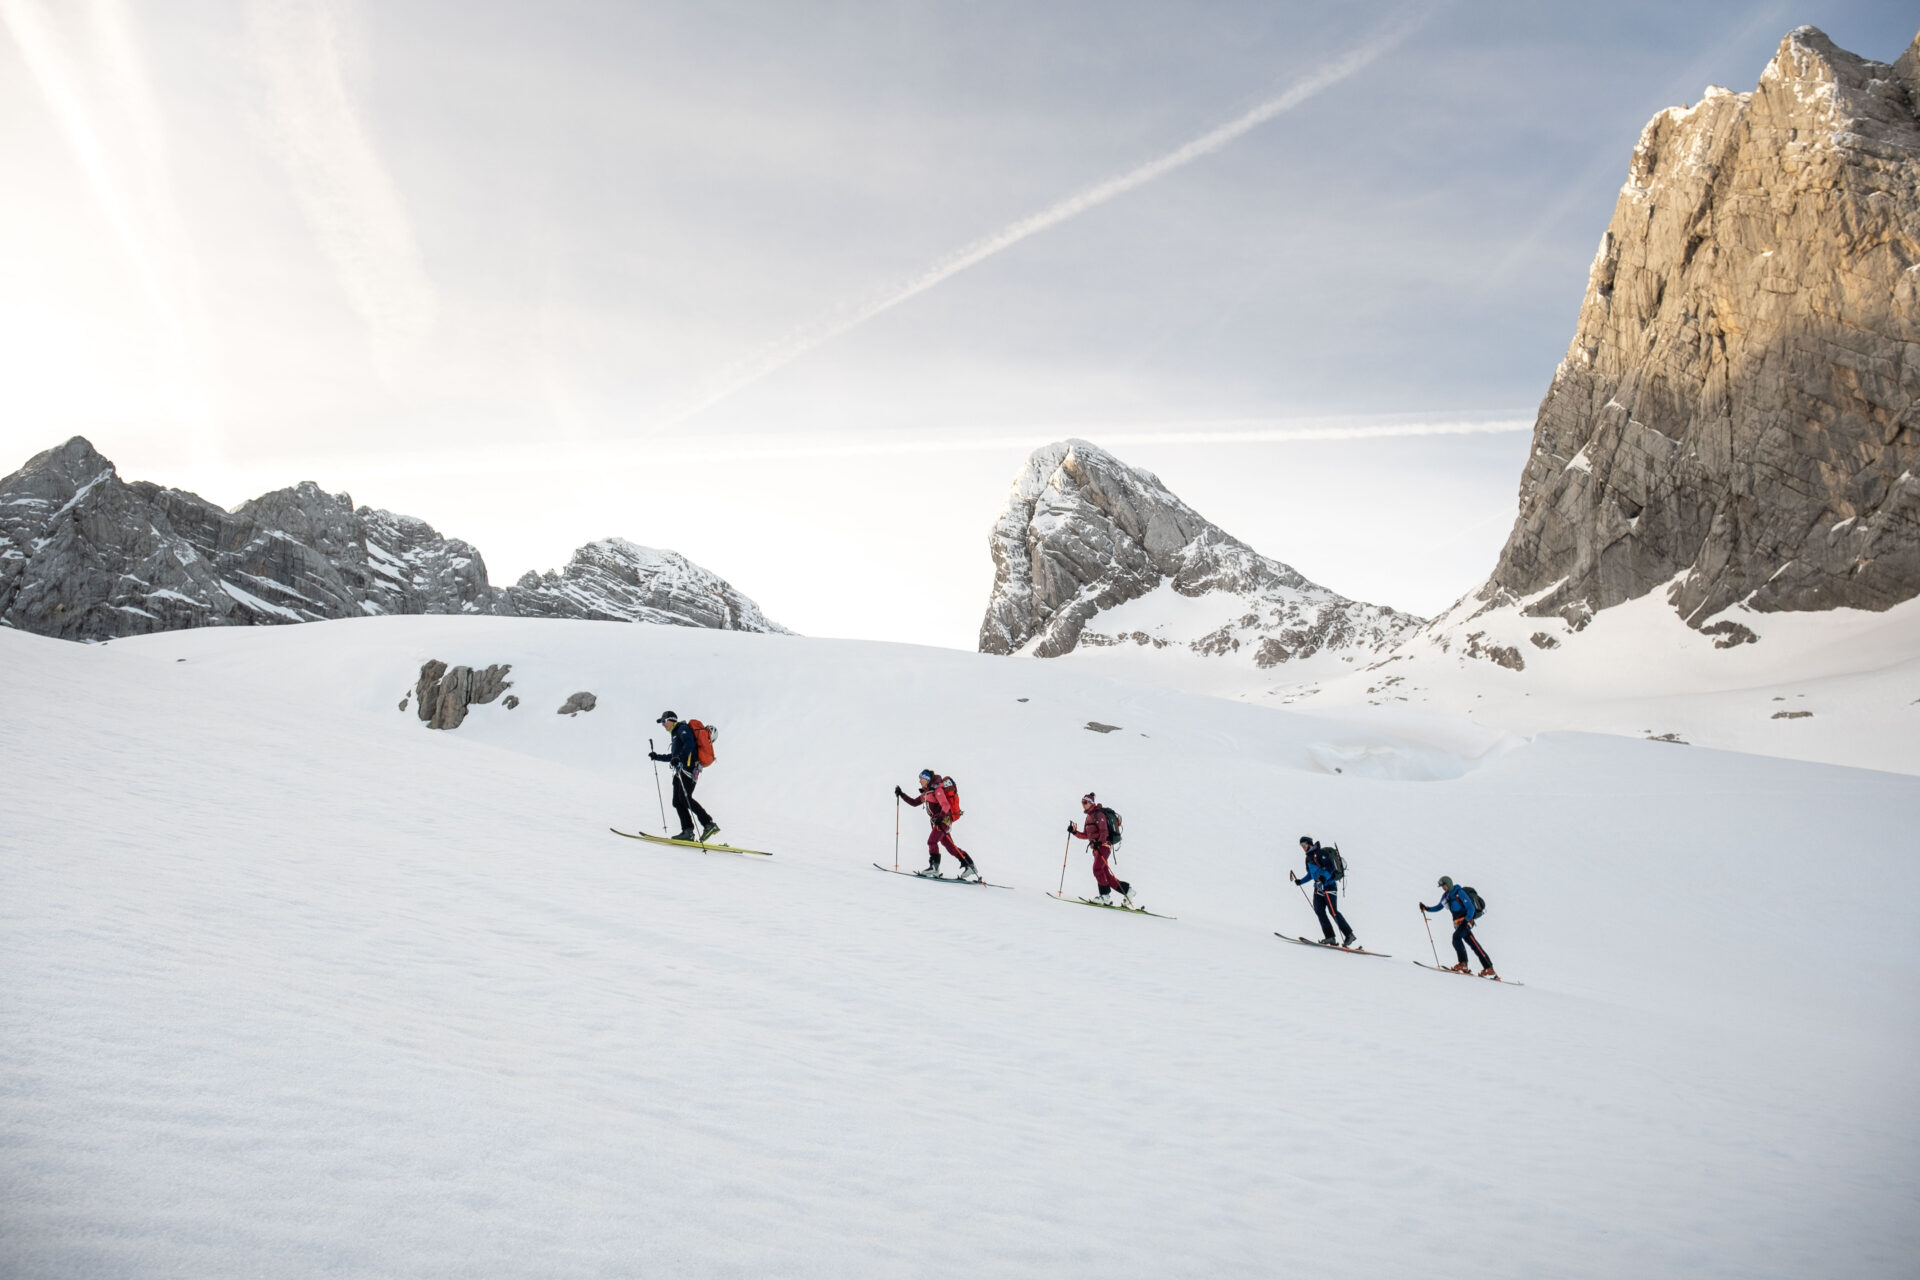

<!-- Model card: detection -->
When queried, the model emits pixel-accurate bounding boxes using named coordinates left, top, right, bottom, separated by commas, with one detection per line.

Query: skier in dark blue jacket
left=648, top=710, right=719, bottom=843
left=1422, top=876, right=1495, bottom=977
left=1291, top=835, right=1357, bottom=948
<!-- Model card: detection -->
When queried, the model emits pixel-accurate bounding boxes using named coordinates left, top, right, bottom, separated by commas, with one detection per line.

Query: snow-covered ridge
left=978, top=439, right=1421, bottom=676
left=0, top=437, right=790, bottom=640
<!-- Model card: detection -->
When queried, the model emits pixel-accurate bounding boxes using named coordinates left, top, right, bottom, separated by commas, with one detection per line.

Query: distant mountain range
left=0, top=436, right=789, bottom=641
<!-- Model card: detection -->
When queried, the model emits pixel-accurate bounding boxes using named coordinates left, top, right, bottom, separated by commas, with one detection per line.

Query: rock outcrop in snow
left=978, top=439, right=1422, bottom=667
left=1481, top=25, right=1920, bottom=631
left=0, top=437, right=791, bottom=641
left=413, top=660, right=516, bottom=730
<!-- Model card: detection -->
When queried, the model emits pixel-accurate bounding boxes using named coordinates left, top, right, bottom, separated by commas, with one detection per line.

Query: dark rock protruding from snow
left=0, top=437, right=790, bottom=641
left=414, top=660, right=515, bottom=730
left=978, top=439, right=1422, bottom=664
left=1480, top=26, right=1920, bottom=629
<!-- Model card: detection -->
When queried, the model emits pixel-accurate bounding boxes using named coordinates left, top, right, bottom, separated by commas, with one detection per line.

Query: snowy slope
left=1042, top=588, right=1920, bottom=776
left=3, top=617, right=1916, bottom=1278
left=1267, top=589, right=1920, bottom=776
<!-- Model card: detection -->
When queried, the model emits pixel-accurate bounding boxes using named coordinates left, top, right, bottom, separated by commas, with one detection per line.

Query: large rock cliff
left=1483, top=25, right=1920, bottom=628
left=0, top=437, right=790, bottom=640
left=978, top=439, right=1421, bottom=667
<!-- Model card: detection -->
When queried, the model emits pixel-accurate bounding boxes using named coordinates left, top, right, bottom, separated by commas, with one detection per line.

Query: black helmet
left=657, top=710, right=679, bottom=725
left=1298, top=835, right=1313, bottom=847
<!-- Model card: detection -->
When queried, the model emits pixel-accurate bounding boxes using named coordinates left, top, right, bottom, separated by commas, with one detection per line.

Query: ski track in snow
left=1, top=616, right=1916, bottom=1278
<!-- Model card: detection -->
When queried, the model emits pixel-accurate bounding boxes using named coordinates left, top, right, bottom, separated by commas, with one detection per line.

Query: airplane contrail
left=209, top=416, right=1528, bottom=487
left=651, top=5, right=1438, bottom=431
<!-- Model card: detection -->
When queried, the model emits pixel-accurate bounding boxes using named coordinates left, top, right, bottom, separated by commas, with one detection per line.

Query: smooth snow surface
left=3, top=616, right=1917, bottom=1278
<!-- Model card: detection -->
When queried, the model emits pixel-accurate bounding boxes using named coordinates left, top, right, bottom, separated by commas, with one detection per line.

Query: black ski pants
left=1451, top=920, right=1492, bottom=968
left=672, top=768, right=712, bottom=831
left=1313, top=887, right=1354, bottom=942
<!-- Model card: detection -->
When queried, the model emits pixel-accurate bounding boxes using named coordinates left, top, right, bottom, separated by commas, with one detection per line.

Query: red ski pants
left=1091, top=845, right=1124, bottom=892
left=926, top=824, right=970, bottom=866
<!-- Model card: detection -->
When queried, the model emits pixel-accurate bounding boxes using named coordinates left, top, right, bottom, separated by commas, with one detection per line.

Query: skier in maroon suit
left=895, top=769, right=980, bottom=881
left=1068, top=792, right=1132, bottom=905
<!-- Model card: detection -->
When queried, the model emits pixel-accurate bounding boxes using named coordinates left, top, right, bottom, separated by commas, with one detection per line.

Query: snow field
left=2, top=616, right=1916, bottom=1278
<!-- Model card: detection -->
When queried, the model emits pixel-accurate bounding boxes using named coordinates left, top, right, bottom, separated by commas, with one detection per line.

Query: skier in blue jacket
left=1291, top=836, right=1357, bottom=948
left=1422, top=876, right=1495, bottom=977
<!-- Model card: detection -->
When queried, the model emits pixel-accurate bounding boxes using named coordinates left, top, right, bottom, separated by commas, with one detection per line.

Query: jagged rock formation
left=414, top=660, right=515, bottom=730
left=505, top=539, right=786, bottom=632
left=978, top=439, right=1422, bottom=666
left=1483, top=25, right=1920, bottom=629
left=0, top=437, right=790, bottom=641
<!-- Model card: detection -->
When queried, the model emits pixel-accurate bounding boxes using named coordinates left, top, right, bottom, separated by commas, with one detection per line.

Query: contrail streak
left=653, top=5, right=1436, bottom=430
left=208, top=416, right=1529, bottom=486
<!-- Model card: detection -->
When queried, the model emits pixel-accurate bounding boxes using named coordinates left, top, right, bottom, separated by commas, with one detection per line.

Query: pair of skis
left=1278, top=935, right=1523, bottom=983
left=871, top=863, right=1011, bottom=889
left=609, top=828, right=772, bottom=857
left=872, top=866, right=1174, bottom=917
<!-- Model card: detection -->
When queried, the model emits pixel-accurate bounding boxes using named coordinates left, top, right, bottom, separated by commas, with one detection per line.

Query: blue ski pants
left=1451, top=920, right=1492, bottom=968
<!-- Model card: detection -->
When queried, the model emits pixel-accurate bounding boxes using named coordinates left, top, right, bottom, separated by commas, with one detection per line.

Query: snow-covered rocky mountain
left=1468, top=25, right=1920, bottom=636
left=0, top=436, right=790, bottom=640
left=978, top=439, right=1422, bottom=679
left=1250, top=27, right=1920, bottom=772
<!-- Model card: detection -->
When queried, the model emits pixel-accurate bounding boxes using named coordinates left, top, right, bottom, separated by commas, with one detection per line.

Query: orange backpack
left=687, top=719, right=717, bottom=767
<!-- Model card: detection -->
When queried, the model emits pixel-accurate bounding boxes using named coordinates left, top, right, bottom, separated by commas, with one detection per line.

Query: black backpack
left=1099, top=806, right=1123, bottom=845
left=1312, top=843, right=1346, bottom=881
left=1463, top=886, right=1487, bottom=918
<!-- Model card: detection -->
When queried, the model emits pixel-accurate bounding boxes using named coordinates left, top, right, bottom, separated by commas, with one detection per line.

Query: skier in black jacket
left=649, top=710, right=718, bottom=843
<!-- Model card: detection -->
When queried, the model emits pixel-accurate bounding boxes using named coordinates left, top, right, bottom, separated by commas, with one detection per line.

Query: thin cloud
left=0, top=0, right=218, bottom=444
left=652, top=3, right=1440, bottom=431
left=248, top=0, right=437, bottom=365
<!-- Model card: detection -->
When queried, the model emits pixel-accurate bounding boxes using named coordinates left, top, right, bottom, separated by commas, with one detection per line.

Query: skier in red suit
left=895, top=769, right=979, bottom=881
left=1068, top=792, right=1132, bottom=905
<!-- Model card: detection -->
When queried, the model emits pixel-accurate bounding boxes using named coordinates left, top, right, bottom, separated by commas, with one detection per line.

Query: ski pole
left=1058, top=831, right=1072, bottom=895
left=649, top=737, right=669, bottom=835
left=894, top=793, right=901, bottom=872
left=1422, top=907, right=1440, bottom=966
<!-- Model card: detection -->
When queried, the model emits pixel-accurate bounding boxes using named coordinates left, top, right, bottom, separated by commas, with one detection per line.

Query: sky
left=2, top=0, right=1915, bottom=645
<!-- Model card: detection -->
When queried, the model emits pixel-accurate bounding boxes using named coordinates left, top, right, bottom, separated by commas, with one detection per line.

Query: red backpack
left=687, top=719, right=717, bottom=767
left=933, top=775, right=962, bottom=822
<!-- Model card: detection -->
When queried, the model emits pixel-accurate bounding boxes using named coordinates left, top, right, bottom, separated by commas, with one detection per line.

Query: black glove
left=894, top=786, right=906, bottom=800
left=1066, top=822, right=1076, bottom=834
left=648, top=752, right=665, bottom=763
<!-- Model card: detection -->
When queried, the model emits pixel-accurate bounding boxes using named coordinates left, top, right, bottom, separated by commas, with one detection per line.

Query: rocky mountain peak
left=979, top=439, right=1420, bottom=669
left=1478, top=24, right=1920, bottom=632
left=506, top=537, right=792, bottom=633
